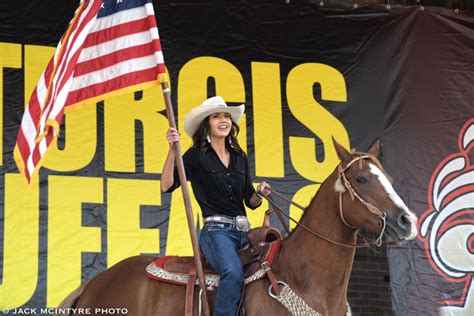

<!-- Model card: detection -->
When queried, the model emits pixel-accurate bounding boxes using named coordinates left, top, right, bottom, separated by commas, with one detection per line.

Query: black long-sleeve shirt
left=166, top=147, right=260, bottom=218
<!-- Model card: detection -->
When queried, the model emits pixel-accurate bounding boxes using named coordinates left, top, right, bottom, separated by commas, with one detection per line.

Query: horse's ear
left=332, top=137, right=350, bottom=161
left=367, top=139, right=380, bottom=157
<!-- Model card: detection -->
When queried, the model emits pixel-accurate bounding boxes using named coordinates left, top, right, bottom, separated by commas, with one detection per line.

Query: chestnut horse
left=56, top=140, right=418, bottom=315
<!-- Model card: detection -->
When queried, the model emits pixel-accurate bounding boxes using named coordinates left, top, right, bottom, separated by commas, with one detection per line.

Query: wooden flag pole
left=158, top=74, right=211, bottom=316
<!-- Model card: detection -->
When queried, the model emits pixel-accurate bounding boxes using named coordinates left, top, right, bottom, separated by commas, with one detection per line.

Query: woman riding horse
left=161, top=96, right=270, bottom=316
left=58, top=129, right=418, bottom=315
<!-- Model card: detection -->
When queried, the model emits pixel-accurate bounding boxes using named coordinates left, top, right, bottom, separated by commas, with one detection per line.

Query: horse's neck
left=274, top=170, right=356, bottom=311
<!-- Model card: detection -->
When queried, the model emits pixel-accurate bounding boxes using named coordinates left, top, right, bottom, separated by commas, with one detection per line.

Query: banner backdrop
left=0, top=1, right=473, bottom=315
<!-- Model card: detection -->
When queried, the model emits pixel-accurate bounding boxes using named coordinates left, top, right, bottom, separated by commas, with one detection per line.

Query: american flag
left=14, top=0, right=166, bottom=184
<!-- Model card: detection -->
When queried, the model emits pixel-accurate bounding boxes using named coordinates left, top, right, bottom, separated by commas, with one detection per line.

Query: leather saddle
left=163, top=226, right=281, bottom=278
left=146, top=226, right=282, bottom=316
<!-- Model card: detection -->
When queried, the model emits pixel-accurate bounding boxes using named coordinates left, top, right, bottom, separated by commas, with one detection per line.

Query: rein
left=264, top=156, right=394, bottom=248
left=261, top=155, right=393, bottom=313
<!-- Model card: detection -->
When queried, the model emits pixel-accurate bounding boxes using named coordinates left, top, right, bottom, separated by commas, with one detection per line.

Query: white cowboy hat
left=183, top=96, right=245, bottom=137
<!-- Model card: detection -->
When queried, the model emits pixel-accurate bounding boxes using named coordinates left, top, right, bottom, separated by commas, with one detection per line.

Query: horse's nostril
left=398, top=214, right=411, bottom=228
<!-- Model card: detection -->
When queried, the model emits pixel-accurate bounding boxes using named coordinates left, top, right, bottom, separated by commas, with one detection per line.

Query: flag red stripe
left=16, top=130, right=31, bottom=167
left=74, top=42, right=158, bottom=76
left=157, top=63, right=166, bottom=74
left=32, top=144, right=41, bottom=167
left=153, top=38, right=162, bottom=53
left=27, top=89, right=42, bottom=124
left=65, top=66, right=159, bottom=106
left=25, top=168, right=31, bottom=182
left=83, top=17, right=152, bottom=48
left=46, top=131, right=55, bottom=146
left=146, top=14, right=158, bottom=30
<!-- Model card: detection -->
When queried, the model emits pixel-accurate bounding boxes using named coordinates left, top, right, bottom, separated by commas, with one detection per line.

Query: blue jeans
left=199, top=221, right=249, bottom=316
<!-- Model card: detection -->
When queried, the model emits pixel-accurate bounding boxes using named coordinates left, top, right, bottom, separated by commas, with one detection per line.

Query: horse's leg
left=74, top=256, right=187, bottom=315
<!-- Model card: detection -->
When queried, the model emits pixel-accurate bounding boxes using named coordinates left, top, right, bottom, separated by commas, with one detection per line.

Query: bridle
left=337, top=155, right=387, bottom=246
left=263, top=155, right=391, bottom=248
left=262, top=155, right=391, bottom=311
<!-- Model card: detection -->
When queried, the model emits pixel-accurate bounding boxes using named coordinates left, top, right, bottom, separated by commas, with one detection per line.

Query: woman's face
left=208, top=112, right=232, bottom=139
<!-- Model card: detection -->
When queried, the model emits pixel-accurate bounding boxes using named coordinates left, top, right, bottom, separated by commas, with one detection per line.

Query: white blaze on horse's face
left=369, top=163, right=418, bottom=240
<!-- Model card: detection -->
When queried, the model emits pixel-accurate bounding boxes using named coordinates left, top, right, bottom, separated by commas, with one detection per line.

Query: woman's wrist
left=255, top=192, right=263, bottom=200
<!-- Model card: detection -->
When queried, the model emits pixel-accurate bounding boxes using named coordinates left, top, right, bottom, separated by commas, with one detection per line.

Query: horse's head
left=332, top=138, right=418, bottom=242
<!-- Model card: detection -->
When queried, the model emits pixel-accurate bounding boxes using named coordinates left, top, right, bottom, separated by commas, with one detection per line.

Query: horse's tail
left=53, top=284, right=87, bottom=315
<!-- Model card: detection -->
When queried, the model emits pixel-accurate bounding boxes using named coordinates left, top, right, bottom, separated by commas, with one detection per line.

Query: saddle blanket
left=146, top=256, right=267, bottom=290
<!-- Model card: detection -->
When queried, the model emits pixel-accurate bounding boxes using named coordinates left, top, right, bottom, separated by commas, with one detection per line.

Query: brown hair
left=192, top=116, right=244, bottom=155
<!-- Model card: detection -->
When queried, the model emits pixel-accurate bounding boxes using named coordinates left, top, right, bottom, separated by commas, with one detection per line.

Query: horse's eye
left=355, top=176, right=367, bottom=184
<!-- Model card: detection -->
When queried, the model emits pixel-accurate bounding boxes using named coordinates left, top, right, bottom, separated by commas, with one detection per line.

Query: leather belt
left=204, top=215, right=251, bottom=232
left=203, top=215, right=235, bottom=224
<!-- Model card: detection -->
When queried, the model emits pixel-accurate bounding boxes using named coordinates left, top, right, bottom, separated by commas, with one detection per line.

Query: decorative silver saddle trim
left=146, top=261, right=266, bottom=289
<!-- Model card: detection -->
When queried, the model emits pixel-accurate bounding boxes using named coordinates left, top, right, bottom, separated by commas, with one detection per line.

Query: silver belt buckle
left=235, top=216, right=250, bottom=232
